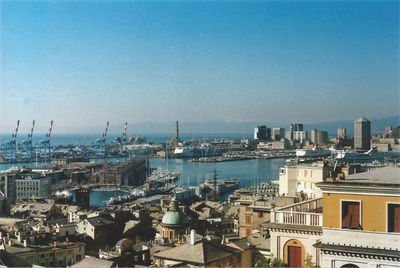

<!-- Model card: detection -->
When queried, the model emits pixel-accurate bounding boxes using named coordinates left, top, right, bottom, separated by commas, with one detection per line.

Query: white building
left=264, top=198, right=323, bottom=267
left=293, top=131, right=308, bottom=143
left=279, top=162, right=330, bottom=198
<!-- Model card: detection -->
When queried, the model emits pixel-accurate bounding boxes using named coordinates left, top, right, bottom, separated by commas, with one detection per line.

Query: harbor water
left=0, top=157, right=285, bottom=205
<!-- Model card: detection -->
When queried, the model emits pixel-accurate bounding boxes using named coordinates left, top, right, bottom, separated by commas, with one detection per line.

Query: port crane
left=4, top=120, right=20, bottom=161
left=115, top=122, right=128, bottom=151
left=20, top=120, right=35, bottom=161
left=39, top=121, right=53, bottom=163
left=94, top=121, right=109, bottom=156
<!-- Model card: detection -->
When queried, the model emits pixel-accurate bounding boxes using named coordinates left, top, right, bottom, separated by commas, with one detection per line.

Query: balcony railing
left=270, top=198, right=323, bottom=227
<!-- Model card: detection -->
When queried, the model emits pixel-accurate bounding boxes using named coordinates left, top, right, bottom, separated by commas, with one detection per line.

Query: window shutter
left=394, top=205, right=400, bottom=232
left=350, top=203, right=360, bottom=229
left=342, top=203, right=350, bottom=228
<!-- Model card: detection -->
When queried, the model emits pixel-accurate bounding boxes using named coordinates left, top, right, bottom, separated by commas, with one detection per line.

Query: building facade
left=0, top=170, right=16, bottom=205
left=94, top=159, right=146, bottom=186
left=293, top=131, right=308, bottom=143
left=311, top=129, right=318, bottom=144
left=315, top=166, right=400, bottom=268
left=279, top=162, right=331, bottom=198
left=337, top=128, right=347, bottom=139
left=317, top=131, right=329, bottom=145
left=5, top=241, right=85, bottom=267
left=254, top=126, right=269, bottom=141
left=272, top=128, right=285, bottom=141
left=15, top=175, right=51, bottom=201
left=265, top=198, right=323, bottom=267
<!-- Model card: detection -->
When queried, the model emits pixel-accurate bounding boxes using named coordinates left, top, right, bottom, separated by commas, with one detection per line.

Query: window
left=245, top=215, right=251, bottom=224
left=257, top=212, right=263, bottom=218
left=388, top=204, right=400, bottom=232
left=342, top=201, right=360, bottom=229
left=245, top=228, right=251, bottom=236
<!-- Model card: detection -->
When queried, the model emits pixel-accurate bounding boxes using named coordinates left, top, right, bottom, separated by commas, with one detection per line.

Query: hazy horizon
left=0, top=115, right=398, bottom=136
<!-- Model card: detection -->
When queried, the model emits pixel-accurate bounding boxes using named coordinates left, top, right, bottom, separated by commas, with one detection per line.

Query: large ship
left=203, top=177, right=239, bottom=195
left=146, top=168, right=180, bottom=189
left=335, top=148, right=400, bottom=162
left=173, top=144, right=215, bottom=158
left=296, top=146, right=331, bottom=158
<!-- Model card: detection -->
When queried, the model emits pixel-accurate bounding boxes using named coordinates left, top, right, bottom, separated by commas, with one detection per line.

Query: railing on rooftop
left=270, top=197, right=323, bottom=227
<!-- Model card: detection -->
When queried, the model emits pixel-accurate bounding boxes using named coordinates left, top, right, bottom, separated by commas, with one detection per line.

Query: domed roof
left=161, top=197, right=189, bottom=227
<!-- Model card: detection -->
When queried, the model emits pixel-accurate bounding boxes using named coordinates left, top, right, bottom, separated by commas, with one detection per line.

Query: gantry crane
left=7, top=120, right=20, bottom=161
left=39, top=121, right=53, bottom=162
left=115, top=122, right=128, bottom=151
left=94, top=121, right=109, bottom=156
left=20, top=120, right=35, bottom=161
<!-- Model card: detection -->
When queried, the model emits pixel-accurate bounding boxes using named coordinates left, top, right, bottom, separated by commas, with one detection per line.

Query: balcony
left=270, top=198, right=323, bottom=227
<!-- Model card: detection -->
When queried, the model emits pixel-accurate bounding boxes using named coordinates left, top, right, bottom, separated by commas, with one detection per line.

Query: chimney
left=8, top=240, right=12, bottom=247
left=53, top=241, right=57, bottom=248
left=23, top=239, right=27, bottom=248
left=190, top=230, right=195, bottom=245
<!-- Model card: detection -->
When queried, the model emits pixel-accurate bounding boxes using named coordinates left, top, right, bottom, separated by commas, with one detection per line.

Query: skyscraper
left=289, top=123, right=304, bottom=141
left=254, top=125, right=268, bottom=140
left=337, top=128, right=347, bottom=139
left=311, top=129, right=318, bottom=144
left=272, top=128, right=285, bottom=140
left=317, top=131, right=329, bottom=145
left=354, top=117, right=371, bottom=150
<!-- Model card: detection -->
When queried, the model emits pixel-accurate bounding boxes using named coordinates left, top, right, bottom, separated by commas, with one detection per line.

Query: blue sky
left=1, top=1, right=398, bottom=134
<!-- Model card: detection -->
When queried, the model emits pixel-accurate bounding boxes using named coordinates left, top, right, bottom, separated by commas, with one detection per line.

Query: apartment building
left=315, top=165, right=400, bottom=268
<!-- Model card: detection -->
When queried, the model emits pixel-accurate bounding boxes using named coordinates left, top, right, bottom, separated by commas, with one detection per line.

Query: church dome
left=161, top=197, right=189, bottom=227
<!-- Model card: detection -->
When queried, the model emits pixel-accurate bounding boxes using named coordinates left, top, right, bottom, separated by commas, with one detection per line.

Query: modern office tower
left=354, top=117, right=371, bottom=150
left=293, top=131, right=308, bottom=143
left=337, top=128, right=347, bottom=139
left=266, top=128, right=272, bottom=140
left=272, top=128, right=285, bottom=140
left=289, top=123, right=304, bottom=140
left=317, top=131, right=329, bottom=145
left=254, top=125, right=267, bottom=140
left=311, top=129, right=318, bottom=144
left=290, top=123, right=303, bottom=132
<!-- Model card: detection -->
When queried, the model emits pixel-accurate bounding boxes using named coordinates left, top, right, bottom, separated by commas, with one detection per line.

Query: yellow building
left=315, top=165, right=400, bottom=268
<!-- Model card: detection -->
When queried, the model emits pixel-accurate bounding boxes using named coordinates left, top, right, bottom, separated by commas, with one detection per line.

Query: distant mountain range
left=7, top=115, right=399, bottom=137
left=99, top=115, right=400, bottom=136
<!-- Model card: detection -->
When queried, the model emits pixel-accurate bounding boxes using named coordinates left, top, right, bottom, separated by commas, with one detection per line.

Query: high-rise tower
left=354, top=117, right=371, bottom=150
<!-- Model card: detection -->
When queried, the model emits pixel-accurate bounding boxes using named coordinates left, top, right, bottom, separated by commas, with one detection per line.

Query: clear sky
left=1, top=0, right=398, bottom=133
